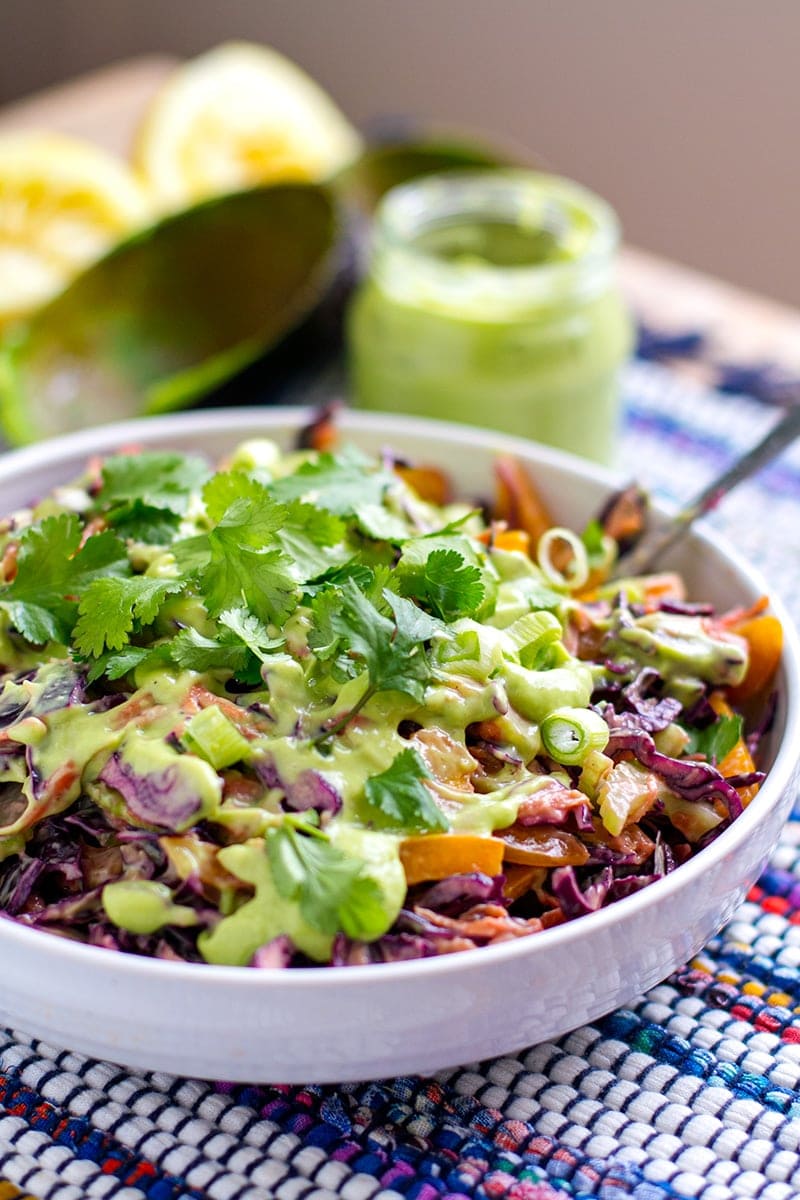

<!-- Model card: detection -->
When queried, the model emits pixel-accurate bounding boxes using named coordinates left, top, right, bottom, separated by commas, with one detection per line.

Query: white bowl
left=0, top=408, right=798, bottom=1084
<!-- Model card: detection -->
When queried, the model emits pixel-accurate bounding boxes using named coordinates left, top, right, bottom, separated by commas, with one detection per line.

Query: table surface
left=1, top=54, right=800, bottom=377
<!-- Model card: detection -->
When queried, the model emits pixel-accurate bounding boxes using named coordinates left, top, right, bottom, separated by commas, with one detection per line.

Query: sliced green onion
left=540, top=705, right=609, bottom=766
left=653, top=722, right=690, bottom=758
left=537, top=527, right=589, bottom=591
left=578, top=748, right=614, bottom=800
left=183, top=704, right=251, bottom=770
left=435, top=628, right=481, bottom=665
left=505, top=610, right=561, bottom=653
left=503, top=662, right=594, bottom=726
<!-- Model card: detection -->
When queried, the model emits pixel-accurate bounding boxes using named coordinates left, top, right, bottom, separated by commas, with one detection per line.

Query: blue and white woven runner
left=3, top=344, right=800, bottom=1200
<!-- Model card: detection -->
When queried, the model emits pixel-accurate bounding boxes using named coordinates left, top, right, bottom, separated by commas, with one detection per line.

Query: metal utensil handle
left=617, top=402, right=800, bottom=578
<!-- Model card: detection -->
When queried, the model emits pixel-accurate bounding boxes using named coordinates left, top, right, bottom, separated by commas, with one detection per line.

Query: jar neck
left=369, top=171, right=620, bottom=320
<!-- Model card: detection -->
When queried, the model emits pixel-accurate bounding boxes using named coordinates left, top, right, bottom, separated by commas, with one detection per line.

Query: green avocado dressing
left=0, top=436, right=746, bottom=971
left=349, top=172, right=633, bottom=464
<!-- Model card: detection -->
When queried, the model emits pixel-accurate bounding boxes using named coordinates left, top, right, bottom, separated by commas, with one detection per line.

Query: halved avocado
left=0, top=182, right=338, bottom=445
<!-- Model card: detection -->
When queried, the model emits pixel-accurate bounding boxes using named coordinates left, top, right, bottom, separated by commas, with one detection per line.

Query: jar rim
left=371, top=170, right=621, bottom=314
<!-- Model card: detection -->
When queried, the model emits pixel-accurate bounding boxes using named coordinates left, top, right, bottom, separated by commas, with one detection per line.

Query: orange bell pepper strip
left=400, top=834, right=504, bottom=886
left=709, top=692, right=760, bottom=806
left=726, top=614, right=782, bottom=705
left=477, top=526, right=531, bottom=556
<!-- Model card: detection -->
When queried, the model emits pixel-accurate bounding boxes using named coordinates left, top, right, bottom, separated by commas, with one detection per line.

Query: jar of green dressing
left=347, top=171, right=633, bottom=464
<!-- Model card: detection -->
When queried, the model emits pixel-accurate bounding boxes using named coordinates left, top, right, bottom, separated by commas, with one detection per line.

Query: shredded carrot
left=44, top=761, right=79, bottom=803
left=182, top=685, right=269, bottom=739
left=0, top=541, right=18, bottom=583
left=639, top=572, right=687, bottom=608
left=492, top=456, right=555, bottom=546
left=400, top=834, right=504, bottom=886
left=718, top=595, right=770, bottom=629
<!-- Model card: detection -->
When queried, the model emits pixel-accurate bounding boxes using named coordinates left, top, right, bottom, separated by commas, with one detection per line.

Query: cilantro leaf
left=685, top=714, right=743, bottom=764
left=74, top=576, right=184, bottom=656
left=582, top=519, right=607, bottom=558
left=99, top=452, right=209, bottom=515
left=397, top=534, right=492, bottom=621
left=302, top=560, right=376, bottom=599
left=351, top=504, right=410, bottom=542
left=307, top=588, right=345, bottom=664
left=0, top=514, right=129, bottom=645
left=164, top=607, right=281, bottom=684
left=174, top=473, right=297, bottom=622
left=267, top=449, right=405, bottom=539
left=204, top=545, right=297, bottom=623
left=218, top=607, right=280, bottom=658
left=384, top=590, right=446, bottom=644
left=398, top=547, right=485, bottom=621
left=202, top=472, right=283, bottom=536
left=85, top=644, right=162, bottom=684
left=167, top=626, right=255, bottom=677
left=309, top=580, right=436, bottom=740
left=108, top=501, right=181, bottom=545
left=329, top=578, right=432, bottom=703
left=276, top=500, right=348, bottom=581
left=266, top=824, right=388, bottom=940
left=361, top=747, right=449, bottom=833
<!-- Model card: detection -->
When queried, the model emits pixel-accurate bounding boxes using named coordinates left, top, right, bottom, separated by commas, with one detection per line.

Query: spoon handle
left=615, top=402, right=800, bottom=578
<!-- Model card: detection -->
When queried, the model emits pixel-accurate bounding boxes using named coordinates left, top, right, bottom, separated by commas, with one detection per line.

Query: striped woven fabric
left=3, top=345, right=800, bottom=1200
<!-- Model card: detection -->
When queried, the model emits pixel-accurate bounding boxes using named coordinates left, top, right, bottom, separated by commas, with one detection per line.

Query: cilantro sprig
left=74, top=576, right=184, bottom=657
left=0, top=446, right=483, bottom=709
left=397, top=535, right=490, bottom=622
left=361, top=747, right=449, bottom=834
left=266, top=821, right=388, bottom=940
left=98, top=451, right=210, bottom=516
left=0, top=513, right=129, bottom=645
left=174, top=474, right=298, bottom=622
left=310, top=578, right=442, bottom=738
left=399, top=547, right=485, bottom=621
left=96, top=452, right=210, bottom=543
left=266, top=446, right=406, bottom=539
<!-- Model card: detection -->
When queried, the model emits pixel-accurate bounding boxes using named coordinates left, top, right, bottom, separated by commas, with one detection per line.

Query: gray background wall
left=3, top=0, right=799, bottom=306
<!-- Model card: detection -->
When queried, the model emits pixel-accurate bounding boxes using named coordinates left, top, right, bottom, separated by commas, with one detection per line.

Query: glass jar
left=347, top=171, right=633, bottom=464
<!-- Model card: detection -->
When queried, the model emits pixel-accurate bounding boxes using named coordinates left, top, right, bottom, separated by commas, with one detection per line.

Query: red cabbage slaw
left=0, top=428, right=777, bottom=968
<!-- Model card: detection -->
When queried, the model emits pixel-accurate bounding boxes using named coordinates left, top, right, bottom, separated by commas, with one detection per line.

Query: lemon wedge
left=134, top=42, right=363, bottom=209
left=0, top=133, right=151, bottom=326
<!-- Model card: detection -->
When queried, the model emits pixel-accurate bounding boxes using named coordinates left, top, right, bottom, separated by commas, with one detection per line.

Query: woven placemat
left=3, top=347, right=800, bottom=1200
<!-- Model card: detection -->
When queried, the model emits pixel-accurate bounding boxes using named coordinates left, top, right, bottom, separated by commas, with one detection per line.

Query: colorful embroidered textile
left=2, top=341, right=800, bottom=1200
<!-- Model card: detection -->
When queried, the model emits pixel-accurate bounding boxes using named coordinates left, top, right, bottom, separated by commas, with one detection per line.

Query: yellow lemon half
left=134, top=42, right=363, bottom=210
left=0, top=133, right=151, bottom=326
